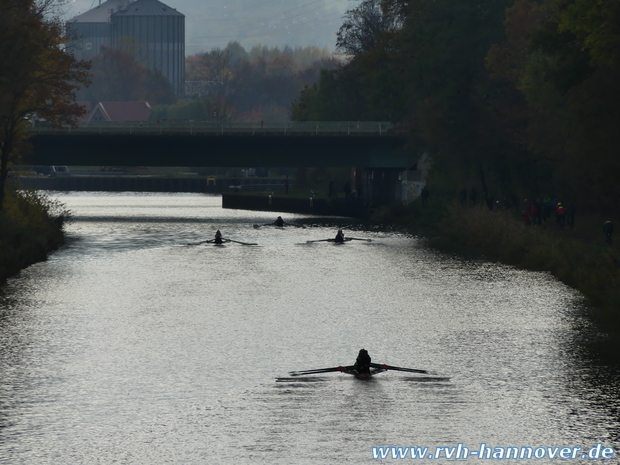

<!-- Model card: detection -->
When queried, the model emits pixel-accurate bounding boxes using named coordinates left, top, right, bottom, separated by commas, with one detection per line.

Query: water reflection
left=0, top=193, right=618, bottom=464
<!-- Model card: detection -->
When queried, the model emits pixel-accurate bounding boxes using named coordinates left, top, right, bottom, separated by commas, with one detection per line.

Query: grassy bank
left=395, top=200, right=620, bottom=332
left=0, top=190, right=68, bottom=285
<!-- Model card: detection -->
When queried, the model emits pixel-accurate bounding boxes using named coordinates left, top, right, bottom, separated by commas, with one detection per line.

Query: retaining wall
left=222, top=193, right=367, bottom=217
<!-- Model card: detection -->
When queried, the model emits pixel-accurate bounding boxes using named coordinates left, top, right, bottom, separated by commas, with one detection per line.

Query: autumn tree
left=181, top=43, right=340, bottom=123
left=76, top=47, right=175, bottom=105
left=0, top=0, right=90, bottom=210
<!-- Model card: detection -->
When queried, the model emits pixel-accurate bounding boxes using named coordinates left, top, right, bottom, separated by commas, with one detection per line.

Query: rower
left=214, top=230, right=223, bottom=244
left=354, top=349, right=371, bottom=374
left=274, top=216, right=285, bottom=227
left=334, top=229, right=345, bottom=243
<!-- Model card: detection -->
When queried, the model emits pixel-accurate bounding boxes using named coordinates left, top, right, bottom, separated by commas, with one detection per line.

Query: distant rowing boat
left=191, top=238, right=258, bottom=246
left=306, top=237, right=372, bottom=244
left=253, top=223, right=306, bottom=229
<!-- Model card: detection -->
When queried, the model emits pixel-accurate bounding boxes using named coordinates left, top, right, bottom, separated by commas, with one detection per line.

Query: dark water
left=0, top=193, right=618, bottom=464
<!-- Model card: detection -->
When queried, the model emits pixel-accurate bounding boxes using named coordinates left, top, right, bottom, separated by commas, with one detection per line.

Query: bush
left=0, top=190, right=68, bottom=283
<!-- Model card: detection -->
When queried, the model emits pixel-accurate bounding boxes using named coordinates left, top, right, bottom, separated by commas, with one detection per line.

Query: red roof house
left=87, top=101, right=152, bottom=122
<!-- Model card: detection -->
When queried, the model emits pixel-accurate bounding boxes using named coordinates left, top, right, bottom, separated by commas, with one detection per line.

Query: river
left=0, top=192, right=618, bottom=464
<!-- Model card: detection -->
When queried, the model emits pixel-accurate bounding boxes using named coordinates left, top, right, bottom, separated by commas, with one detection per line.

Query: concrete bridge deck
left=29, top=121, right=396, bottom=136
left=28, top=121, right=412, bottom=168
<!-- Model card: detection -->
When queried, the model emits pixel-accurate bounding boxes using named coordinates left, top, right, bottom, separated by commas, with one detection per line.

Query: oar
left=185, top=239, right=215, bottom=245
left=347, top=237, right=372, bottom=242
left=225, top=238, right=258, bottom=246
left=289, top=365, right=354, bottom=376
left=370, top=363, right=428, bottom=374
left=306, top=238, right=334, bottom=243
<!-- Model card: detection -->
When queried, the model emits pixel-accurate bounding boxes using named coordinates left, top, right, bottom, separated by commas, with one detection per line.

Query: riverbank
left=0, top=190, right=66, bottom=285
left=394, top=200, right=620, bottom=333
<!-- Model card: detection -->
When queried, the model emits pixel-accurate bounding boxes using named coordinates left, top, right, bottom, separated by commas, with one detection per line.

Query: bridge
left=28, top=121, right=412, bottom=168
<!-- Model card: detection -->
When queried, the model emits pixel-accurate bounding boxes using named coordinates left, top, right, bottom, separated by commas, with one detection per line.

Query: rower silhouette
left=354, top=349, right=371, bottom=374
left=334, top=229, right=345, bottom=243
left=214, top=230, right=223, bottom=244
left=274, top=216, right=285, bottom=227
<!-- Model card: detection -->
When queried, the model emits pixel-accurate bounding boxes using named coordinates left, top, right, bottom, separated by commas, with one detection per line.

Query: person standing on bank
left=604, top=220, right=614, bottom=245
left=421, top=187, right=429, bottom=206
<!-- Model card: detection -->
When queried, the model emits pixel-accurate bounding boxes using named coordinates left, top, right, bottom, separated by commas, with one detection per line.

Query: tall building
left=66, top=0, right=185, bottom=96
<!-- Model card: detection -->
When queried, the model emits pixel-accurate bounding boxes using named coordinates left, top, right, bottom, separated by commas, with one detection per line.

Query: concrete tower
left=67, top=0, right=185, bottom=96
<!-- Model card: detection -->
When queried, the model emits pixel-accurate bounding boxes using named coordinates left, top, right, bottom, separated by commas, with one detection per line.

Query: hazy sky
left=63, top=0, right=353, bottom=55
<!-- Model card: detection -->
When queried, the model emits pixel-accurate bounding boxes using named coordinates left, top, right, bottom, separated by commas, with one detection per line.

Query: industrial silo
left=66, top=0, right=135, bottom=62
left=111, top=0, right=185, bottom=96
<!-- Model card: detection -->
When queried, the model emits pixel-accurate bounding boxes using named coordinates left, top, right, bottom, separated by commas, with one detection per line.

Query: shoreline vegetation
left=391, top=199, right=620, bottom=336
left=0, top=190, right=68, bottom=285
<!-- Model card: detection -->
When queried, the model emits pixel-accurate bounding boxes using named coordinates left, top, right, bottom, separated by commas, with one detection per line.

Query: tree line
left=292, top=0, right=620, bottom=217
left=74, top=40, right=341, bottom=123
left=152, top=42, right=341, bottom=122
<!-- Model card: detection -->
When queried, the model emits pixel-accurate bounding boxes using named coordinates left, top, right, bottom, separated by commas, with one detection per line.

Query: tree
left=0, top=0, right=90, bottom=211
left=76, top=47, right=175, bottom=105
left=555, top=0, right=620, bottom=67
left=336, top=0, right=401, bottom=56
left=184, top=44, right=341, bottom=122
left=486, top=0, right=620, bottom=212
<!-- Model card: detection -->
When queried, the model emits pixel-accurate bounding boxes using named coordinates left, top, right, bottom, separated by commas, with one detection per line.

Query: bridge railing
left=29, top=121, right=398, bottom=136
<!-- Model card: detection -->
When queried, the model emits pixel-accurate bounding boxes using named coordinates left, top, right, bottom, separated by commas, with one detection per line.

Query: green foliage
left=0, top=190, right=67, bottom=283
left=291, top=66, right=383, bottom=121
left=555, top=0, right=620, bottom=67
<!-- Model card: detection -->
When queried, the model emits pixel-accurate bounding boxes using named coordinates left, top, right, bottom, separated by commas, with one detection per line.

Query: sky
left=62, top=0, right=353, bottom=56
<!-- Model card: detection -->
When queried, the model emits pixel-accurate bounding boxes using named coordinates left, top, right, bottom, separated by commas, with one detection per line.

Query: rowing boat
left=306, top=237, right=372, bottom=244
left=204, top=238, right=257, bottom=246
left=288, top=363, right=427, bottom=381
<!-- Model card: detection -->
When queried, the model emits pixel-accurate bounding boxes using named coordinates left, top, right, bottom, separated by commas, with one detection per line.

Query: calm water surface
left=0, top=193, right=618, bottom=464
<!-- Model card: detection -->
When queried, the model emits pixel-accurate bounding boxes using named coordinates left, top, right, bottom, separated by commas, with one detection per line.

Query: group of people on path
left=520, top=197, right=614, bottom=245
left=521, top=196, right=576, bottom=229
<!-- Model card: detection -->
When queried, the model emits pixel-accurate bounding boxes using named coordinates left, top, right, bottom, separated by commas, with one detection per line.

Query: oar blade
left=185, top=240, right=210, bottom=246
left=225, top=238, right=258, bottom=246
left=370, top=363, right=428, bottom=374
left=289, top=365, right=354, bottom=376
